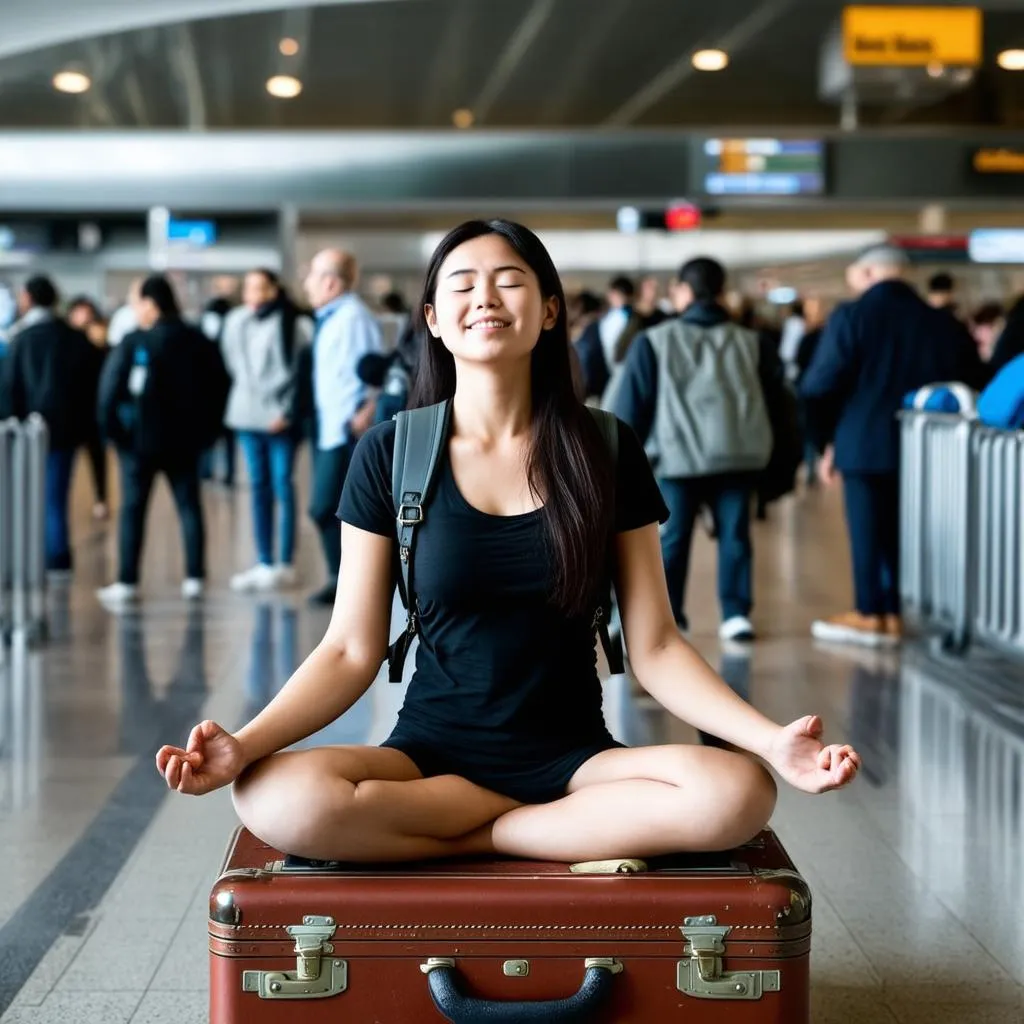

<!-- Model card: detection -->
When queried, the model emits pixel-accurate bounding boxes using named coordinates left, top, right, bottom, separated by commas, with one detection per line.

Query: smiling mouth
left=468, top=319, right=512, bottom=330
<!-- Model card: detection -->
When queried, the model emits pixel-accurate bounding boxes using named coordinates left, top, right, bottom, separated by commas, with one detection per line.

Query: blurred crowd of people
left=0, top=253, right=417, bottom=609
left=563, top=255, right=1016, bottom=650
left=1, top=248, right=1021, bottom=646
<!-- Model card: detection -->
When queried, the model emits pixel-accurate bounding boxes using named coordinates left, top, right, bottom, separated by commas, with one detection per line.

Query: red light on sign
left=665, top=204, right=702, bottom=231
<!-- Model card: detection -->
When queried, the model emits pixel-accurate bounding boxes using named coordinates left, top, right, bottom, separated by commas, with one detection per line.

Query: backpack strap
left=586, top=408, right=625, bottom=676
left=387, top=399, right=452, bottom=682
left=387, top=401, right=624, bottom=683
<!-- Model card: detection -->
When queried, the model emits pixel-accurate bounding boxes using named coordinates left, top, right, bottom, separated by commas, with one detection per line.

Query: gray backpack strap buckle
left=388, top=400, right=452, bottom=683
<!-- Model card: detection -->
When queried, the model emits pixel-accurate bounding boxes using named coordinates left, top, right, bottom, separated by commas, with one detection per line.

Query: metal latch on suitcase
left=677, top=916, right=781, bottom=1001
left=241, top=916, right=348, bottom=1000
left=568, top=858, right=648, bottom=874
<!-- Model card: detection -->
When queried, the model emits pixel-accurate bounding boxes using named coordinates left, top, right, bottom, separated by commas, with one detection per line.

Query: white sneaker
left=182, top=578, right=204, bottom=600
left=719, top=616, right=756, bottom=643
left=274, top=564, right=298, bottom=589
left=230, top=564, right=276, bottom=592
left=97, top=582, right=139, bottom=608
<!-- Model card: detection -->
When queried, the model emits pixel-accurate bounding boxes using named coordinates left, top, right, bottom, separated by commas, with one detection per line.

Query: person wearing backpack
left=1, top=275, right=102, bottom=575
left=612, top=257, right=782, bottom=644
left=156, top=220, right=859, bottom=867
left=96, top=275, right=230, bottom=608
left=221, top=268, right=314, bottom=593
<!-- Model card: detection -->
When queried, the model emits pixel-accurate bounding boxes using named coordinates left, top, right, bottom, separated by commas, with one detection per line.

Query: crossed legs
left=232, top=743, right=776, bottom=863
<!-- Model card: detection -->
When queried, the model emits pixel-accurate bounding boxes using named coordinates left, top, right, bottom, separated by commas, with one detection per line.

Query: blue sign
left=968, top=229, right=1024, bottom=264
left=166, top=218, right=217, bottom=247
left=702, top=138, right=825, bottom=196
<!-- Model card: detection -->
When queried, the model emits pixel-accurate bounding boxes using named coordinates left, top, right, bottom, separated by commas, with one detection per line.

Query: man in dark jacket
left=801, top=245, right=983, bottom=648
left=1, top=275, right=101, bottom=574
left=613, top=257, right=784, bottom=644
left=96, top=275, right=230, bottom=607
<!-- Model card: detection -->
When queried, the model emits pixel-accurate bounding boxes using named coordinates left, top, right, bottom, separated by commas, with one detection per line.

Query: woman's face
left=68, top=303, right=95, bottom=330
left=243, top=272, right=278, bottom=311
left=972, top=319, right=1004, bottom=361
left=424, top=234, right=558, bottom=367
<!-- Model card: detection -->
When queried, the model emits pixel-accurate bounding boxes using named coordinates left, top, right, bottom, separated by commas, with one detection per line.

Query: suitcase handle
left=421, top=957, right=621, bottom=1024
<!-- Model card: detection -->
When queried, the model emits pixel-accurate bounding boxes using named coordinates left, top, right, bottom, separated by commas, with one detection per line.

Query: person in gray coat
left=612, top=258, right=783, bottom=644
left=221, top=269, right=314, bottom=592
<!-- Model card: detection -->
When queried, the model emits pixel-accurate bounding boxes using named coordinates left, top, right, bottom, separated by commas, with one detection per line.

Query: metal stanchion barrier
left=0, top=419, right=13, bottom=642
left=971, top=427, right=1024, bottom=656
left=25, top=415, right=49, bottom=643
left=898, top=411, right=974, bottom=652
left=0, top=415, right=49, bottom=648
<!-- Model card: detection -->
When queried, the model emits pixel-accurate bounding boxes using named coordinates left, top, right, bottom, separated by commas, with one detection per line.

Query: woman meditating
left=156, top=220, right=860, bottom=863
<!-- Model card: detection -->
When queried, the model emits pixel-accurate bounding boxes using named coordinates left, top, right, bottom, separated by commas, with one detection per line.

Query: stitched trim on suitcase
left=214, top=922, right=782, bottom=933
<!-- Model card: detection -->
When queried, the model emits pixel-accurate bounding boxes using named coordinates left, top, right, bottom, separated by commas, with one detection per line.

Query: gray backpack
left=646, top=318, right=773, bottom=478
left=387, top=400, right=623, bottom=682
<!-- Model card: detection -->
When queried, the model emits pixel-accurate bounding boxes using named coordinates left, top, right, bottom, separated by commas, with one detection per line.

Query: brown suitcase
left=209, top=826, right=810, bottom=1023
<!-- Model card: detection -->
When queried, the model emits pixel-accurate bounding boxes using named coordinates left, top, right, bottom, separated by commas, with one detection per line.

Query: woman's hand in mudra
left=766, top=715, right=861, bottom=794
left=155, top=720, right=245, bottom=796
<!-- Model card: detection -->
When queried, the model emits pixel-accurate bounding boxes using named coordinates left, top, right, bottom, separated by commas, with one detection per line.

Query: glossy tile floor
left=1, top=453, right=1022, bottom=1023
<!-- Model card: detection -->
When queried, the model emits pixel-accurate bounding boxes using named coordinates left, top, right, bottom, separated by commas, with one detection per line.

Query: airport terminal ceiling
left=2, top=0, right=1024, bottom=130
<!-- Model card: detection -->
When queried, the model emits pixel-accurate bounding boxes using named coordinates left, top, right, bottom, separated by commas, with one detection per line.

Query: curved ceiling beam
left=0, top=0, right=413, bottom=60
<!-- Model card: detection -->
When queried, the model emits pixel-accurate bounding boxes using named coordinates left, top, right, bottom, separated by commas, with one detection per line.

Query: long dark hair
left=410, top=219, right=615, bottom=617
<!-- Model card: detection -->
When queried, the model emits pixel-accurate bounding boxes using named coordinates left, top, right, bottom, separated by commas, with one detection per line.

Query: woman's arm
left=233, top=523, right=393, bottom=766
left=616, top=523, right=780, bottom=758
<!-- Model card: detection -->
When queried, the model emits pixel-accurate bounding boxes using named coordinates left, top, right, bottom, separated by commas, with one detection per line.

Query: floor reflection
left=0, top=637, right=44, bottom=813
left=243, top=601, right=380, bottom=748
left=116, top=607, right=209, bottom=757
left=893, top=652, right=1024, bottom=977
left=847, top=654, right=902, bottom=788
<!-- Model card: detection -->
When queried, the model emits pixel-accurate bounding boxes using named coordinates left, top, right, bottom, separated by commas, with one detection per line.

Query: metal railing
left=972, top=427, right=1024, bottom=652
left=0, top=416, right=49, bottom=647
left=899, top=411, right=1024, bottom=657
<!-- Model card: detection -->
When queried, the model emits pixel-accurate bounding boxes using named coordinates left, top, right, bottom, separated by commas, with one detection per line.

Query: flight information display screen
left=701, top=138, right=826, bottom=196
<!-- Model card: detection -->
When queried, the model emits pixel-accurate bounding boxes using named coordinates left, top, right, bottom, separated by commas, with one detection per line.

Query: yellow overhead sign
left=843, top=6, right=982, bottom=67
left=974, top=149, right=1024, bottom=174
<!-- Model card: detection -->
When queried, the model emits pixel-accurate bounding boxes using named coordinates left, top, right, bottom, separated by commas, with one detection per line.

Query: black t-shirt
left=337, top=416, right=668, bottom=756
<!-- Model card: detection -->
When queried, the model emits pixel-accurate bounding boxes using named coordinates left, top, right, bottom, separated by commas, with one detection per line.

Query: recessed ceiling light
left=53, top=70, right=91, bottom=94
left=997, top=49, right=1024, bottom=71
left=279, top=37, right=300, bottom=56
left=692, top=49, right=729, bottom=72
left=452, top=108, right=475, bottom=129
left=267, top=75, right=303, bottom=99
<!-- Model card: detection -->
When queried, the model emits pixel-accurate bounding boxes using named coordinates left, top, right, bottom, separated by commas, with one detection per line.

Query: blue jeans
left=658, top=475, right=755, bottom=628
left=842, top=472, right=900, bottom=617
left=45, top=448, right=76, bottom=571
left=238, top=431, right=297, bottom=566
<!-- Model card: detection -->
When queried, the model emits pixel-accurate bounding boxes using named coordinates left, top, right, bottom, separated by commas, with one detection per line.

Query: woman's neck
left=451, top=362, right=532, bottom=442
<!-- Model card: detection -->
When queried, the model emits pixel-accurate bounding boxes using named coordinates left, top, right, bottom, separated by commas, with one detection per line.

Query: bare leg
left=233, top=744, right=775, bottom=865
left=232, top=745, right=520, bottom=862
left=489, top=745, right=777, bottom=861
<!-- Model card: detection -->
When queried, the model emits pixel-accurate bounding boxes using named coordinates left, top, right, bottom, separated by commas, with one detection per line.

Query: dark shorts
left=381, top=729, right=625, bottom=805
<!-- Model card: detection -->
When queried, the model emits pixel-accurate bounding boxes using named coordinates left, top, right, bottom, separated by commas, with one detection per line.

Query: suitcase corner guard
left=678, top=915, right=781, bottom=1001
left=241, top=915, right=348, bottom=1000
